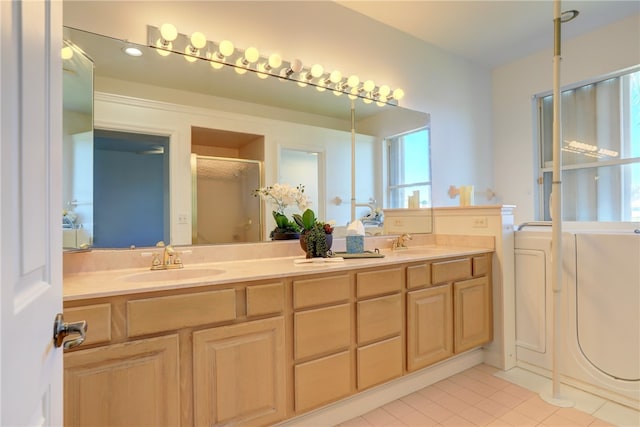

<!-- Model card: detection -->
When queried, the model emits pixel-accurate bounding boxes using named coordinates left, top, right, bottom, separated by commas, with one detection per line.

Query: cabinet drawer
left=357, top=294, right=402, bottom=344
left=294, top=304, right=351, bottom=360
left=127, top=289, right=236, bottom=337
left=407, top=263, right=431, bottom=289
left=64, top=303, right=111, bottom=346
left=295, top=351, right=351, bottom=413
left=432, top=258, right=472, bottom=284
left=293, top=275, right=350, bottom=309
left=246, top=282, right=284, bottom=317
left=473, top=255, right=489, bottom=277
left=356, top=268, right=401, bottom=298
left=357, top=336, right=403, bottom=390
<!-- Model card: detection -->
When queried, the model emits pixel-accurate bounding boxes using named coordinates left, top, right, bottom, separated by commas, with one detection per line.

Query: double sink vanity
left=62, top=237, right=494, bottom=426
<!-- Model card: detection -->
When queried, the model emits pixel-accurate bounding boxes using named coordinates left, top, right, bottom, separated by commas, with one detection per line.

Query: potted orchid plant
left=253, top=183, right=310, bottom=240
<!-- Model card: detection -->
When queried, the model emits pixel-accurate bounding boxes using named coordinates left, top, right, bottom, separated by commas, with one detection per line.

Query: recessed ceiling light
left=123, top=46, right=143, bottom=57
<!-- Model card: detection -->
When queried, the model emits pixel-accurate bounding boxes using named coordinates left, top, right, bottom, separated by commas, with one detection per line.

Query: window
left=386, top=128, right=431, bottom=208
left=537, top=68, right=640, bottom=221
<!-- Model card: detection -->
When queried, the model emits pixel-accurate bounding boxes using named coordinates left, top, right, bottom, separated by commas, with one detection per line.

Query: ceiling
left=336, top=1, right=640, bottom=68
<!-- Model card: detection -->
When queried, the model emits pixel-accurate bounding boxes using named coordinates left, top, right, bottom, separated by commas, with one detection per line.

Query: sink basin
left=121, top=267, right=226, bottom=283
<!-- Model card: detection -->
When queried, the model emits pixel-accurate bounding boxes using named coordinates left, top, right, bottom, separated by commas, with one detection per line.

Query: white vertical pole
left=350, top=99, right=356, bottom=223
left=543, top=0, right=573, bottom=407
left=551, top=0, right=564, bottom=399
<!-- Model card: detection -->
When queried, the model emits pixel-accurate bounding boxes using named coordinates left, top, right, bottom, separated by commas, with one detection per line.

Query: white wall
left=493, top=14, right=640, bottom=225
left=63, top=1, right=494, bottom=208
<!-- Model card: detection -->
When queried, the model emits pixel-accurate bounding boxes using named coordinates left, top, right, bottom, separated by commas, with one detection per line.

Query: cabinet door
left=454, top=277, right=493, bottom=353
left=406, top=285, right=453, bottom=371
left=64, top=335, right=180, bottom=427
left=193, top=317, right=286, bottom=427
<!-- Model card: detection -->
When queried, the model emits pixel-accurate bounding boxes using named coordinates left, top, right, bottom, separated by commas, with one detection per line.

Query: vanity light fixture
left=279, top=58, right=303, bottom=79
left=147, top=24, right=405, bottom=106
left=208, top=39, right=234, bottom=70
left=235, top=46, right=259, bottom=74
left=257, top=53, right=283, bottom=79
left=184, top=31, right=207, bottom=62
left=155, top=23, right=178, bottom=57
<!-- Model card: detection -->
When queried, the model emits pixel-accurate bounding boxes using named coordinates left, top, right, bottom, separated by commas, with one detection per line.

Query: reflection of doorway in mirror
left=93, top=129, right=170, bottom=248
left=279, top=148, right=321, bottom=219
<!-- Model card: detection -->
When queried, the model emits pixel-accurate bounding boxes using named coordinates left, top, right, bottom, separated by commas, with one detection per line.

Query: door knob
left=53, top=313, right=88, bottom=350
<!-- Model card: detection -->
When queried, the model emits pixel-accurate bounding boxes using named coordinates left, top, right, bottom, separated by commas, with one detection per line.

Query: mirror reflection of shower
left=191, top=155, right=262, bottom=244
left=191, top=126, right=265, bottom=244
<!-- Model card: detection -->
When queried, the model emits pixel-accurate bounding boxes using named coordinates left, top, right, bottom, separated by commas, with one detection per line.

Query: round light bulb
left=363, top=97, right=373, bottom=104
left=190, top=32, right=207, bottom=49
left=219, top=40, right=234, bottom=57
left=363, top=79, right=375, bottom=92
left=155, top=39, right=172, bottom=56
left=347, top=75, right=360, bottom=88
left=329, top=70, right=342, bottom=84
left=376, top=101, right=386, bottom=107
left=378, top=85, right=391, bottom=97
left=268, top=53, right=282, bottom=69
left=256, top=63, right=269, bottom=79
left=184, top=47, right=198, bottom=62
left=159, top=23, right=178, bottom=42
left=61, top=46, right=73, bottom=60
left=297, top=72, right=308, bottom=87
left=310, top=64, right=324, bottom=78
left=235, top=57, right=248, bottom=74
left=393, top=88, right=405, bottom=100
left=290, top=58, right=303, bottom=73
left=244, top=47, right=259, bottom=63
left=210, top=61, right=224, bottom=70
left=333, top=90, right=343, bottom=97
left=348, top=87, right=359, bottom=100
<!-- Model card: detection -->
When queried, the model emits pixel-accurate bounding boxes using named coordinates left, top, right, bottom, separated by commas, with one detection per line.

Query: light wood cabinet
left=454, top=276, right=492, bottom=353
left=193, top=317, right=286, bottom=426
left=64, top=335, right=180, bottom=427
left=292, top=274, right=354, bottom=413
left=406, top=284, right=453, bottom=371
left=63, top=251, right=493, bottom=425
left=355, top=268, right=403, bottom=390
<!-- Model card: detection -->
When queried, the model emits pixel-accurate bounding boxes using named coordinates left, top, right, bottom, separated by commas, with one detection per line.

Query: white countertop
left=63, top=245, right=492, bottom=301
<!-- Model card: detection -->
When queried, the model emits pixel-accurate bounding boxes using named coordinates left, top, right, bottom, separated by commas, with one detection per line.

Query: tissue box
left=346, top=235, right=364, bottom=253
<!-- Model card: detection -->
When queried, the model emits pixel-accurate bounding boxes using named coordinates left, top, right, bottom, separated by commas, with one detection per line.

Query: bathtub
left=514, top=223, right=639, bottom=409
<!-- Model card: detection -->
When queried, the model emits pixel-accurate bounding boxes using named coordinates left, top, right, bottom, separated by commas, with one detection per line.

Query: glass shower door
left=191, top=155, right=262, bottom=244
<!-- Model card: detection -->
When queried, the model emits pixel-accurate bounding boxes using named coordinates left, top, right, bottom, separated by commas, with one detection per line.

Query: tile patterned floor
left=339, top=365, right=627, bottom=426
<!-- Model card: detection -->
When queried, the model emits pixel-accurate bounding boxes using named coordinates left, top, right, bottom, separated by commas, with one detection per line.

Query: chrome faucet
left=392, top=233, right=412, bottom=250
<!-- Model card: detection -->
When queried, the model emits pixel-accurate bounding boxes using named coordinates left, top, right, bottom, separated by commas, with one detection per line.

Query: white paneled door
left=1, top=1, right=64, bottom=426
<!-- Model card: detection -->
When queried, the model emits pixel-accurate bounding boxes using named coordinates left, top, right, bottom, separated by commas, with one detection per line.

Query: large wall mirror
left=62, top=26, right=431, bottom=249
